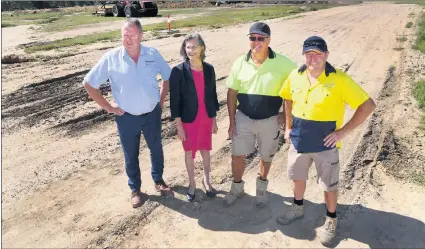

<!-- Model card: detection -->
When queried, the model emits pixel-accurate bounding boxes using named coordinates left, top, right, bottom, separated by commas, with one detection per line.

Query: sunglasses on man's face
left=249, top=36, right=267, bottom=42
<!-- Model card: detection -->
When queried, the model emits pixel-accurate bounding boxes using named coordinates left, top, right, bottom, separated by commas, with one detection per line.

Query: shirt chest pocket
left=237, top=68, right=256, bottom=90
left=142, top=59, right=160, bottom=90
left=309, top=87, right=339, bottom=107
left=143, top=59, right=159, bottom=78
left=290, top=88, right=305, bottom=103
left=109, top=63, right=131, bottom=88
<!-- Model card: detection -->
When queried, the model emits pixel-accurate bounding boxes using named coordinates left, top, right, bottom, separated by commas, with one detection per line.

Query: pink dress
left=182, top=69, right=213, bottom=158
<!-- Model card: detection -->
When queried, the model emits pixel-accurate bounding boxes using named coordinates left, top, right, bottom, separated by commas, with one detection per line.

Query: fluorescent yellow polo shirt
left=227, top=47, right=297, bottom=120
left=279, top=63, right=370, bottom=152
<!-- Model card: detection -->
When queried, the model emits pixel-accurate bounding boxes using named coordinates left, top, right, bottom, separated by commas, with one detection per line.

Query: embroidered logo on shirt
left=324, top=83, right=335, bottom=88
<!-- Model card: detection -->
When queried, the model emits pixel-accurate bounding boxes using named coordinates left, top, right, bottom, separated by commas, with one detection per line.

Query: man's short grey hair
left=123, top=18, right=143, bottom=33
left=180, top=32, right=206, bottom=61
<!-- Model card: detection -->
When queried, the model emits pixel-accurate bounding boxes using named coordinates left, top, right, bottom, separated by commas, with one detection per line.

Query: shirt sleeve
left=83, top=53, right=109, bottom=89
left=279, top=71, right=293, bottom=100
left=155, top=50, right=171, bottom=81
left=226, top=58, right=241, bottom=91
left=340, top=74, right=370, bottom=109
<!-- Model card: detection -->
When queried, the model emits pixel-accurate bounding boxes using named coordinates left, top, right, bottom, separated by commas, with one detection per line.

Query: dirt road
left=2, top=3, right=425, bottom=248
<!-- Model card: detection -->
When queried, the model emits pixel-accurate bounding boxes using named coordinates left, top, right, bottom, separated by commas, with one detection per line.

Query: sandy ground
left=2, top=2, right=425, bottom=248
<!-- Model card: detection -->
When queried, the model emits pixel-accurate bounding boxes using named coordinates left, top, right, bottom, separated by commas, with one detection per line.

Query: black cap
left=248, top=22, right=271, bottom=37
left=302, top=36, right=328, bottom=54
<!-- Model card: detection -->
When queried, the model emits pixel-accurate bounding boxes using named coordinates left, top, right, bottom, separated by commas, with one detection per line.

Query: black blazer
left=170, top=61, right=219, bottom=123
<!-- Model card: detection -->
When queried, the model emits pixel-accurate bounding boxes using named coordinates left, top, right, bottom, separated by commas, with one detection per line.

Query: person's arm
left=83, top=53, right=125, bottom=116
left=84, top=83, right=124, bottom=115
left=211, top=66, right=219, bottom=134
left=155, top=49, right=172, bottom=109
left=324, top=98, right=376, bottom=147
left=212, top=66, right=220, bottom=111
left=160, top=80, right=169, bottom=110
left=169, top=67, right=181, bottom=119
left=278, top=73, right=294, bottom=141
left=169, top=66, right=186, bottom=141
left=284, top=100, right=293, bottom=141
left=324, top=75, right=376, bottom=147
left=227, top=88, right=238, bottom=136
left=226, top=59, right=242, bottom=138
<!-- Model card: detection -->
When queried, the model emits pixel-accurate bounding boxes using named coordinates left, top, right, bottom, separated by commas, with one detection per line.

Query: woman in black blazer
left=169, top=33, right=220, bottom=202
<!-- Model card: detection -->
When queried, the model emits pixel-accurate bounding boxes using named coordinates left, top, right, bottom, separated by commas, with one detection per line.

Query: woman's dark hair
left=179, top=32, right=206, bottom=61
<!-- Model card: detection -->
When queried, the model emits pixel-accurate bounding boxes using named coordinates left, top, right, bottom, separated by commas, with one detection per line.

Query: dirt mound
left=1, top=54, right=34, bottom=64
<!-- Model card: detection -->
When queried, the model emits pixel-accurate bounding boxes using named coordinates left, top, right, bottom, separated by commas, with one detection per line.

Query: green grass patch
left=22, top=5, right=332, bottom=53
left=42, top=7, right=210, bottom=32
left=396, top=36, right=408, bottom=42
left=24, top=30, right=119, bottom=53
left=1, top=11, right=64, bottom=26
left=144, top=5, right=330, bottom=31
left=159, top=7, right=212, bottom=16
left=415, top=13, right=425, bottom=53
left=1, top=22, right=17, bottom=27
left=395, top=0, right=425, bottom=5
left=410, top=172, right=425, bottom=186
left=1, top=7, right=213, bottom=31
left=1, top=11, right=117, bottom=31
left=406, top=21, right=414, bottom=28
left=41, top=14, right=119, bottom=32
left=413, top=80, right=425, bottom=130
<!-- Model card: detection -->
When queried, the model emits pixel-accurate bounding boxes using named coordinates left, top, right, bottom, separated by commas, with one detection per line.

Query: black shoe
left=202, top=180, right=217, bottom=198
left=187, top=186, right=195, bottom=202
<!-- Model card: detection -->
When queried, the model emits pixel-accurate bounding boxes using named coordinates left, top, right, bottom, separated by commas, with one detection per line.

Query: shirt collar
left=297, top=62, right=336, bottom=77
left=245, top=47, right=276, bottom=62
left=122, top=43, right=144, bottom=59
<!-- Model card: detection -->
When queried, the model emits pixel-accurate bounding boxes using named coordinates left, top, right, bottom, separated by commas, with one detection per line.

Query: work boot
left=154, top=179, right=172, bottom=197
left=255, top=176, right=269, bottom=208
left=131, top=190, right=143, bottom=208
left=223, top=180, right=245, bottom=206
left=319, top=217, right=337, bottom=246
left=276, top=203, right=304, bottom=225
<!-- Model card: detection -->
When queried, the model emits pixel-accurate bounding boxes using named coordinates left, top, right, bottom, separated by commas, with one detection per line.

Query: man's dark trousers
left=115, top=103, right=164, bottom=192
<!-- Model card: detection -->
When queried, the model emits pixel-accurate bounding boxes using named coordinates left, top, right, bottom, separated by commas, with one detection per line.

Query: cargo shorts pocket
left=327, top=149, right=340, bottom=189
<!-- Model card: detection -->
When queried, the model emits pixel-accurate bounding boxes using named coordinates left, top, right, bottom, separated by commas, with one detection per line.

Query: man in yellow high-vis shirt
left=277, top=36, right=376, bottom=246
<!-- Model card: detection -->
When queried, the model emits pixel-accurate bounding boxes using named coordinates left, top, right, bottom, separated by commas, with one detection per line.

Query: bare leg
left=324, top=191, right=337, bottom=212
left=184, top=152, right=196, bottom=193
left=200, top=150, right=213, bottom=190
left=232, top=155, right=245, bottom=182
left=294, top=180, right=306, bottom=200
left=259, top=159, right=272, bottom=180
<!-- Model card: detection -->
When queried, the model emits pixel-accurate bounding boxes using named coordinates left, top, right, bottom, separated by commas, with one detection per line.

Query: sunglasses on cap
left=303, top=41, right=325, bottom=47
left=249, top=36, right=268, bottom=42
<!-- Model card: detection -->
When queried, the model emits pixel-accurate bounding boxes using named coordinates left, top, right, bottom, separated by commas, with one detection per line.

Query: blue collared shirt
left=84, top=44, right=171, bottom=115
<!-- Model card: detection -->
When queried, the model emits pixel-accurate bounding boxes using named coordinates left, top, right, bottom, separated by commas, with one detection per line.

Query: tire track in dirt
left=1, top=70, right=91, bottom=131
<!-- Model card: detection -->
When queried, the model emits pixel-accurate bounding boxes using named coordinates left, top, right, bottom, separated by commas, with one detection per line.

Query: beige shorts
left=231, top=110, right=280, bottom=162
left=287, top=144, right=340, bottom=191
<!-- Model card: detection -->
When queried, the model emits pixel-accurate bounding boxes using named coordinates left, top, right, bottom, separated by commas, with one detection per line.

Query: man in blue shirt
left=83, top=19, right=172, bottom=208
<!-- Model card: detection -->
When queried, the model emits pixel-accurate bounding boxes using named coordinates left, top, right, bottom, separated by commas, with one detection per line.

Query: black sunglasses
left=303, top=41, right=325, bottom=47
left=249, top=36, right=267, bottom=42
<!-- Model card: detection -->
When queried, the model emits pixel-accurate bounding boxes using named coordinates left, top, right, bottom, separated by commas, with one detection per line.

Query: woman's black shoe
left=187, top=187, right=195, bottom=202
